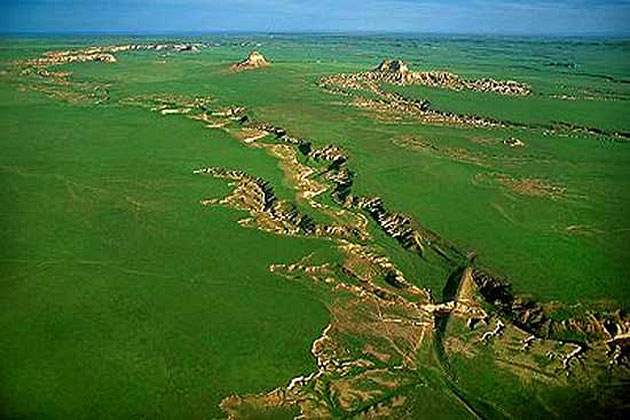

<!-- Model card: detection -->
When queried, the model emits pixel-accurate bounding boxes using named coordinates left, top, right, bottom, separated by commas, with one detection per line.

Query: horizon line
left=1, top=29, right=629, bottom=39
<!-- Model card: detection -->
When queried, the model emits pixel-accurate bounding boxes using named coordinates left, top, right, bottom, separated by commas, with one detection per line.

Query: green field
left=1, top=35, right=629, bottom=419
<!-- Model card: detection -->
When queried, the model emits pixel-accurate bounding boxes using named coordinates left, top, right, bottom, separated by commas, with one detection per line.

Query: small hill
left=375, top=59, right=409, bottom=73
left=231, top=51, right=270, bottom=71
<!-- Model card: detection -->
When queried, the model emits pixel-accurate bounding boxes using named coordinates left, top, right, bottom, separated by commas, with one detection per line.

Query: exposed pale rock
left=231, top=50, right=270, bottom=71
left=503, top=137, right=525, bottom=147
left=321, top=59, right=532, bottom=96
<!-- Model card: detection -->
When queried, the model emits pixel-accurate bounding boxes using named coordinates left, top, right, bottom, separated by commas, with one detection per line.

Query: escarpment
left=194, top=167, right=363, bottom=241
left=347, top=196, right=461, bottom=263
left=350, top=197, right=427, bottom=255
left=472, top=268, right=630, bottom=365
left=249, top=122, right=311, bottom=149
left=473, top=269, right=547, bottom=333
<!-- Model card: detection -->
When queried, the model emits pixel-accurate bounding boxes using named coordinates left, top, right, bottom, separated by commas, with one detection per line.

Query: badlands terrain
left=0, top=35, right=629, bottom=419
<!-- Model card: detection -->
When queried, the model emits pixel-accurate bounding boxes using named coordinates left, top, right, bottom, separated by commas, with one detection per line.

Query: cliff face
left=472, top=268, right=630, bottom=355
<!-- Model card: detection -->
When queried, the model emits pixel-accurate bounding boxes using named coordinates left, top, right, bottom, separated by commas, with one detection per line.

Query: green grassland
left=1, top=35, right=629, bottom=418
left=0, top=81, right=334, bottom=418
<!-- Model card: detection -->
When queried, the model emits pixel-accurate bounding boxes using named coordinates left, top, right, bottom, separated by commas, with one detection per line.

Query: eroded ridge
left=320, top=73, right=502, bottom=128
left=221, top=271, right=435, bottom=418
left=8, top=43, right=203, bottom=104
left=220, top=252, right=628, bottom=419
left=194, top=167, right=365, bottom=241
left=318, top=60, right=630, bottom=140
left=348, top=196, right=461, bottom=261
left=322, top=59, right=531, bottom=96
left=23, top=43, right=202, bottom=68
left=472, top=268, right=630, bottom=359
left=183, top=107, right=629, bottom=418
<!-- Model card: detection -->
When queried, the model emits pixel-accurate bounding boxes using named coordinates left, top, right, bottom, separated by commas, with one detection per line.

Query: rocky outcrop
left=350, top=197, right=427, bottom=256
left=231, top=51, right=270, bottom=71
left=375, top=59, right=410, bottom=74
left=503, top=137, right=525, bottom=147
left=248, top=122, right=308, bottom=149
left=24, top=43, right=202, bottom=68
left=327, top=167, right=354, bottom=204
left=321, top=60, right=531, bottom=96
left=310, top=145, right=347, bottom=165
left=195, top=167, right=362, bottom=241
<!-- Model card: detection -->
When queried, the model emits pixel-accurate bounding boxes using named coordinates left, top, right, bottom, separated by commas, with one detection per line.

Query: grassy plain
left=1, top=34, right=629, bottom=418
left=0, top=81, right=334, bottom=418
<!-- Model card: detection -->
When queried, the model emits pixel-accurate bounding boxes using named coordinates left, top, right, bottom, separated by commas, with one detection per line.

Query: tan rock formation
left=321, top=60, right=532, bottom=96
left=231, top=50, right=270, bottom=71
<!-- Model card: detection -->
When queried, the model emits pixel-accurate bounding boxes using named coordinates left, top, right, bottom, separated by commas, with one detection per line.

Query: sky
left=1, top=0, right=629, bottom=35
